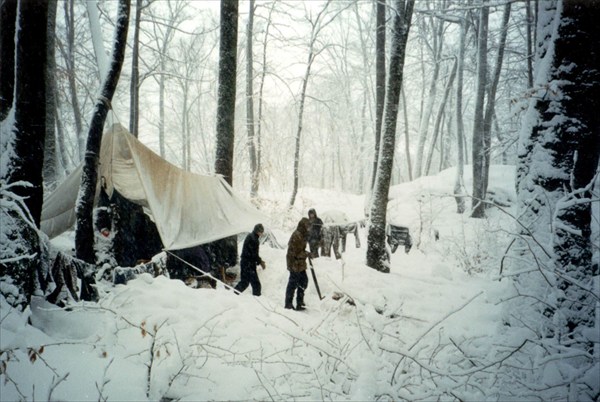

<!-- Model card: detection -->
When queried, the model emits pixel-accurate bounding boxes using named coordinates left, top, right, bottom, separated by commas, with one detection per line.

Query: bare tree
left=128, top=0, right=145, bottom=137
left=371, top=0, right=386, bottom=191
left=424, top=57, right=457, bottom=176
left=75, top=0, right=130, bottom=265
left=57, top=0, right=85, bottom=161
left=479, top=1, right=511, bottom=208
left=43, top=0, right=59, bottom=189
left=246, top=0, right=259, bottom=197
left=453, top=11, right=469, bottom=214
left=255, top=2, right=276, bottom=192
left=366, top=0, right=414, bottom=273
left=414, top=2, right=446, bottom=179
left=470, top=1, right=489, bottom=218
left=289, top=1, right=351, bottom=206
left=213, top=0, right=240, bottom=270
left=214, top=0, right=239, bottom=185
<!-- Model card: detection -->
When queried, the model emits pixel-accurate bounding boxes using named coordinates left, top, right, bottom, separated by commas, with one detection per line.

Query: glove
left=260, top=260, right=266, bottom=269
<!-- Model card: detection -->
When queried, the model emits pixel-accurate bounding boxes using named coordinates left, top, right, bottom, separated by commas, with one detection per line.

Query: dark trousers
left=285, top=270, right=308, bottom=307
left=235, top=265, right=261, bottom=296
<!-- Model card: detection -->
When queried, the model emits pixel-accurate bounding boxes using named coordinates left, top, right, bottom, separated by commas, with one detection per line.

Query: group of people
left=234, top=209, right=325, bottom=311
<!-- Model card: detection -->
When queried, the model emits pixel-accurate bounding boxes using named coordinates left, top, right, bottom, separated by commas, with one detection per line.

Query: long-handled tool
left=308, top=257, right=325, bottom=300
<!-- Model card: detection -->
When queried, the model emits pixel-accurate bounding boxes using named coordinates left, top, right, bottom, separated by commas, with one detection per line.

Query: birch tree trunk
left=367, top=0, right=414, bottom=273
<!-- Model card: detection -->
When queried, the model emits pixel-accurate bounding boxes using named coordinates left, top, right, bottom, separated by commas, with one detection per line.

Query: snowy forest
left=1, top=0, right=599, bottom=400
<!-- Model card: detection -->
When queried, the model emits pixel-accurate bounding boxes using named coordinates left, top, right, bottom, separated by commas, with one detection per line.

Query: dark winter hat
left=254, top=223, right=265, bottom=234
left=308, top=208, right=317, bottom=216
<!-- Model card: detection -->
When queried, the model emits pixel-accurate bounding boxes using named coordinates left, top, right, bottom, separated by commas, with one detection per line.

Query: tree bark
left=424, top=58, right=457, bottom=176
left=213, top=0, right=239, bottom=268
left=214, top=0, right=239, bottom=185
left=289, top=1, right=332, bottom=207
left=62, top=0, right=84, bottom=161
left=129, top=0, right=142, bottom=137
left=480, top=1, right=511, bottom=210
left=453, top=14, right=467, bottom=214
left=1, top=0, right=50, bottom=304
left=75, top=0, right=130, bottom=265
left=516, top=0, right=600, bottom=378
left=367, top=0, right=414, bottom=273
left=246, top=0, right=259, bottom=197
left=371, top=0, right=386, bottom=191
left=414, top=7, right=445, bottom=179
left=0, top=0, right=17, bottom=120
left=470, top=2, right=489, bottom=218
left=43, top=0, right=59, bottom=189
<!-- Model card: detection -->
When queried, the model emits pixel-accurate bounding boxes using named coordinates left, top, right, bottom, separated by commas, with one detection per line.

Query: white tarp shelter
left=41, top=124, right=267, bottom=250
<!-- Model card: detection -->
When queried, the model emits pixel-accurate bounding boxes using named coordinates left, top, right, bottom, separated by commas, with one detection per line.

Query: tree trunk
left=453, top=14, right=467, bottom=215
left=289, top=50, right=313, bottom=207
left=414, top=9, right=445, bottom=179
left=129, top=0, right=142, bottom=137
left=256, top=3, right=275, bottom=190
left=215, top=0, right=238, bottom=185
left=213, top=0, right=239, bottom=268
left=43, top=0, right=59, bottom=189
left=525, top=0, right=534, bottom=88
left=401, top=88, right=412, bottom=181
left=75, top=0, right=130, bottom=265
left=371, top=0, right=386, bottom=191
left=515, top=0, right=600, bottom=388
left=289, top=1, right=332, bottom=206
left=246, top=0, right=259, bottom=197
left=470, top=2, right=489, bottom=218
left=63, top=0, right=84, bottom=161
left=480, top=1, right=511, bottom=210
left=424, top=58, right=457, bottom=176
left=367, top=0, right=414, bottom=273
left=1, top=0, right=50, bottom=304
left=0, top=0, right=17, bottom=120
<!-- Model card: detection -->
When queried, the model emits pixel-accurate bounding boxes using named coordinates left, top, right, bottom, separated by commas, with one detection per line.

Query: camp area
left=1, top=0, right=598, bottom=400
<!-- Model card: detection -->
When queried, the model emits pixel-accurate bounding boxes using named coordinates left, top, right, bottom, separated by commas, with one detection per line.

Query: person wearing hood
left=234, top=223, right=266, bottom=296
left=307, top=208, right=323, bottom=258
left=285, top=217, right=311, bottom=310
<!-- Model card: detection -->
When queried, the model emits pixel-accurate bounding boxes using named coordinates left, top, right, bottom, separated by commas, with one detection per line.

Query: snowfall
left=1, top=165, right=598, bottom=401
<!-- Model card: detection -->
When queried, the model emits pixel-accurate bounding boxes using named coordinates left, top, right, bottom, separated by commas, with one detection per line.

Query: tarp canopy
left=41, top=124, right=267, bottom=250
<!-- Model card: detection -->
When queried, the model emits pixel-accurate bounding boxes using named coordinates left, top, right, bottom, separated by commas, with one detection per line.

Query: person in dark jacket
left=285, top=217, right=311, bottom=310
left=234, top=223, right=266, bottom=296
left=307, top=208, right=323, bottom=258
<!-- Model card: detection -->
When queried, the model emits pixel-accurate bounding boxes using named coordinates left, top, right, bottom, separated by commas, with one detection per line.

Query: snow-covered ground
left=1, top=165, right=597, bottom=400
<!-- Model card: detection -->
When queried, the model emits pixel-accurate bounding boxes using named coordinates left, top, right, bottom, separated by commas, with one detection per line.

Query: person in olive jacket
left=234, top=223, right=266, bottom=296
left=285, top=217, right=311, bottom=310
